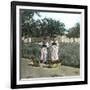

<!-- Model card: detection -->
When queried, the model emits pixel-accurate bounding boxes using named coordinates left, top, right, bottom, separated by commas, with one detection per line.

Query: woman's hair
left=52, top=42, right=57, bottom=45
left=42, top=44, right=47, bottom=47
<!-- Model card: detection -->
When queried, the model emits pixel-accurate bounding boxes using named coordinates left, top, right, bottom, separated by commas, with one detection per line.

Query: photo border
left=11, top=1, right=88, bottom=89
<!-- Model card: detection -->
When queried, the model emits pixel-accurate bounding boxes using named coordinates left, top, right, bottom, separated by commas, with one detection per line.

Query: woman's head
left=52, top=42, right=57, bottom=45
left=42, top=44, right=47, bottom=47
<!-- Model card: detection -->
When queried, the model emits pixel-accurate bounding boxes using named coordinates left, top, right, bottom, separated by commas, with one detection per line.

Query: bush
left=21, top=43, right=41, bottom=60
left=59, top=43, right=80, bottom=68
left=21, top=42, right=80, bottom=68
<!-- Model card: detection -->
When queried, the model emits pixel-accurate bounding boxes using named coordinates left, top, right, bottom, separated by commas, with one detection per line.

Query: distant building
left=56, top=35, right=80, bottom=43
left=22, top=37, right=32, bottom=43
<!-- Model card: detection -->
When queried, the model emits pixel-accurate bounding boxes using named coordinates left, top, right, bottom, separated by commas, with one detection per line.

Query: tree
left=66, top=23, right=80, bottom=40
left=40, top=18, right=66, bottom=37
left=31, top=19, right=42, bottom=37
left=20, top=10, right=66, bottom=38
left=20, top=9, right=41, bottom=37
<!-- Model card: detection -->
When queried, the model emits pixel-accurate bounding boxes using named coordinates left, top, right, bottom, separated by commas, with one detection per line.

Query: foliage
left=59, top=43, right=80, bottom=68
left=40, top=18, right=66, bottom=37
left=21, top=42, right=80, bottom=68
left=20, top=9, right=41, bottom=37
left=20, top=9, right=66, bottom=38
left=66, top=23, right=80, bottom=38
left=21, top=43, right=41, bottom=59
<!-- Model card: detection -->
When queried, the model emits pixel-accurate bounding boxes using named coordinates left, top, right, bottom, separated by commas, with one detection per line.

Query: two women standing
left=40, top=40, right=59, bottom=64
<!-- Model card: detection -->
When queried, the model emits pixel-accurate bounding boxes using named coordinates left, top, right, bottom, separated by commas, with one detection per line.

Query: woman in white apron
left=50, top=42, right=59, bottom=63
left=40, top=44, right=48, bottom=63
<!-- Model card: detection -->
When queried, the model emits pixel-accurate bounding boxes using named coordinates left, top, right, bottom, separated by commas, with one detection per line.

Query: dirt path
left=20, top=58, right=80, bottom=79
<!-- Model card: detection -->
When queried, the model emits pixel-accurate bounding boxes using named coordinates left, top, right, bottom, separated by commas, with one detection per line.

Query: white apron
left=50, top=45, right=59, bottom=61
left=41, top=47, right=47, bottom=62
